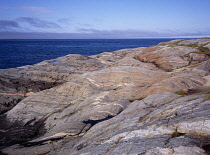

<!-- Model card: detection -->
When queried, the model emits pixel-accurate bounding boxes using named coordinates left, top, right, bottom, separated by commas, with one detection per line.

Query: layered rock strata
left=0, top=54, right=105, bottom=114
left=1, top=38, right=210, bottom=155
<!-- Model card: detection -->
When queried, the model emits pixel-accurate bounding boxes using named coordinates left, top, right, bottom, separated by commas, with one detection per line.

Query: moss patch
left=204, top=90, right=210, bottom=101
left=181, top=43, right=198, bottom=48
left=175, top=90, right=188, bottom=96
left=198, top=46, right=210, bottom=54
left=160, top=39, right=210, bottom=55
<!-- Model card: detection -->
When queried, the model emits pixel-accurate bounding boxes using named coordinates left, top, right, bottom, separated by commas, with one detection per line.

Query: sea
left=0, top=38, right=178, bottom=69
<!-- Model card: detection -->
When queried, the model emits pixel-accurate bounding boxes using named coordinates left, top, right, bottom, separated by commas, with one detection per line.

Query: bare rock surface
left=1, top=38, right=210, bottom=155
left=177, top=38, right=210, bottom=46
left=136, top=45, right=209, bottom=71
left=0, top=54, right=105, bottom=114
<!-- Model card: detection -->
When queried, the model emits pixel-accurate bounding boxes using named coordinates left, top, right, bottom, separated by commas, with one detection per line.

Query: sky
left=0, top=0, right=210, bottom=39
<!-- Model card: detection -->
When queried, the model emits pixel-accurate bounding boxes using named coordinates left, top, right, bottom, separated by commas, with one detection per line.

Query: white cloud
left=0, top=29, right=209, bottom=39
left=18, top=17, right=61, bottom=28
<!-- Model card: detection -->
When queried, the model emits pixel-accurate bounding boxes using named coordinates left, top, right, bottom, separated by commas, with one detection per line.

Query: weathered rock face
left=1, top=38, right=210, bottom=155
left=197, top=59, right=210, bottom=73
left=0, top=54, right=105, bottom=114
left=57, top=93, right=210, bottom=155
left=136, top=46, right=209, bottom=71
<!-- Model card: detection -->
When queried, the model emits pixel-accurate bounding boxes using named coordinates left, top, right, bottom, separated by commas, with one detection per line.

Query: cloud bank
left=0, top=17, right=61, bottom=32
left=0, top=20, right=19, bottom=30
left=18, top=17, right=61, bottom=28
left=0, top=29, right=210, bottom=39
left=0, top=18, right=209, bottom=39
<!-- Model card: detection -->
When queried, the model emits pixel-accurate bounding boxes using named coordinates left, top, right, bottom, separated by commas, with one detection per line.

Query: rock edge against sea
left=0, top=38, right=210, bottom=155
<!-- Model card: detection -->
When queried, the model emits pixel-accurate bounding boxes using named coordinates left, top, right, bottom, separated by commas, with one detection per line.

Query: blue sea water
left=0, top=39, right=176, bottom=69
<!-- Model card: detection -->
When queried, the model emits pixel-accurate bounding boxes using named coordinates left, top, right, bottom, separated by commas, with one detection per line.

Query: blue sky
left=0, top=0, right=210, bottom=39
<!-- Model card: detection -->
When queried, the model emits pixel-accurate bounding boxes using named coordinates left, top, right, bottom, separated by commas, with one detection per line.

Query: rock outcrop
left=0, top=54, right=105, bottom=114
left=1, top=38, right=210, bottom=155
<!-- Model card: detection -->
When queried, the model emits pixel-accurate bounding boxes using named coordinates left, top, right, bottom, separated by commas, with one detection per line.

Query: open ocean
left=0, top=39, right=177, bottom=69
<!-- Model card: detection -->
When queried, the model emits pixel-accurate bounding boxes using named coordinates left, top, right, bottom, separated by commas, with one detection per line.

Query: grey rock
left=0, top=54, right=105, bottom=114
left=177, top=38, right=210, bottom=46
left=1, top=38, right=210, bottom=155
left=197, top=59, right=210, bottom=73
left=204, top=43, right=210, bottom=49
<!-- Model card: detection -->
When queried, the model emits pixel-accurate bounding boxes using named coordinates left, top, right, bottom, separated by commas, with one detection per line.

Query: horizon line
left=0, top=37, right=208, bottom=40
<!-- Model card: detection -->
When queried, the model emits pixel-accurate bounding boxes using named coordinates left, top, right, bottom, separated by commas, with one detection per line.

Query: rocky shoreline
left=0, top=38, right=210, bottom=154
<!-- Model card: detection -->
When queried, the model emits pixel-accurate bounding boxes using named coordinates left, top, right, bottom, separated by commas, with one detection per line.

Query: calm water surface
left=0, top=39, right=177, bottom=69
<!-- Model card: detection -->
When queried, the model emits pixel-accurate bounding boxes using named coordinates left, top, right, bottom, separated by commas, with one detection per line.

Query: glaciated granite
left=1, top=38, right=210, bottom=155
left=0, top=54, right=105, bottom=114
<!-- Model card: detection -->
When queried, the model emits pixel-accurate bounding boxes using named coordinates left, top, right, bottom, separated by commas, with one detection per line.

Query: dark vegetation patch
left=159, top=39, right=210, bottom=56
left=167, top=40, right=210, bottom=55
left=175, top=89, right=200, bottom=96
left=198, top=46, right=210, bottom=54
left=175, top=90, right=188, bottom=96
left=179, top=43, right=198, bottom=48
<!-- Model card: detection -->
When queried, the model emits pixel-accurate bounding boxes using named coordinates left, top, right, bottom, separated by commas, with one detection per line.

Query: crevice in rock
left=83, top=115, right=114, bottom=127
left=129, top=97, right=144, bottom=103
left=137, top=152, right=147, bottom=155
left=136, top=58, right=170, bottom=72
left=202, top=143, right=210, bottom=155
left=103, top=136, right=124, bottom=155
left=138, top=114, right=149, bottom=123
left=171, top=131, right=185, bottom=138
left=75, top=112, right=128, bottom=151
left=187, top=88, right=199, bottom=95
left=21, top=137, right=64, bottom=147
left=164, top=126, right=186, bottom=147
